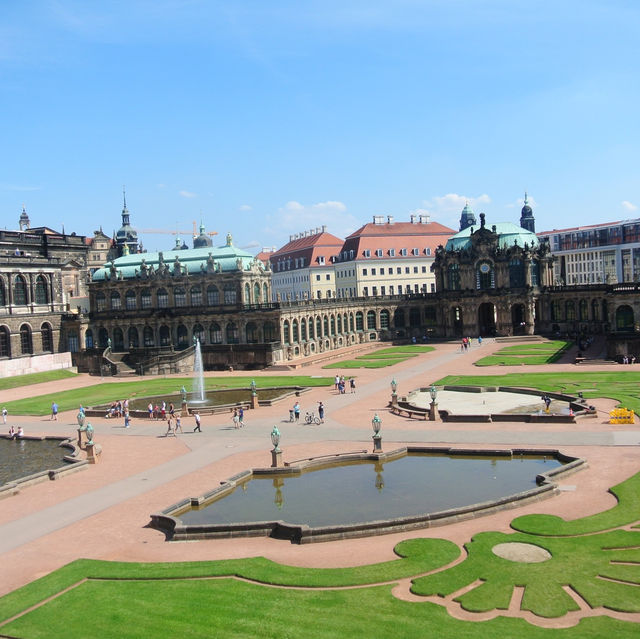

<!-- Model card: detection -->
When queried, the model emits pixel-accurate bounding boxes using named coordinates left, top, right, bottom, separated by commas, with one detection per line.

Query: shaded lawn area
left=2, top=469, right=640, bottom=637
left=3, top=376, right=334, bottom=416
left=435, top=371, right=640, bottom=414
left=323, top=358, right=411, bottom=369
left=475, top=341, right=572, bottom=367
left=0, top=369, right=77, bottom=391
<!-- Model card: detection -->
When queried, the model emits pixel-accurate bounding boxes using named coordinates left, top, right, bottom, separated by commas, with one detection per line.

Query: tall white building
left=538, top=219, right=640, bottom=285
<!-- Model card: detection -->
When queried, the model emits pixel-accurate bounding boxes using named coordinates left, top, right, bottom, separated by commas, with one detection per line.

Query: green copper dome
left=445, top=222, right=539, bottom=251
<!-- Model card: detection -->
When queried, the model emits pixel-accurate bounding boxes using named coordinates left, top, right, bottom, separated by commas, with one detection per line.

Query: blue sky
left=1, top=0, right=638, bottom=253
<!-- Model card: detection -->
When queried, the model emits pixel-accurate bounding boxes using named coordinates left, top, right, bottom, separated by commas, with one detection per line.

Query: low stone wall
left=0, top=352, right=74, bottom=378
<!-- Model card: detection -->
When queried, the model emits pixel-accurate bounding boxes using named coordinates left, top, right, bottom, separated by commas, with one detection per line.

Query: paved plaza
left=1, top=338, right=639, bottom=628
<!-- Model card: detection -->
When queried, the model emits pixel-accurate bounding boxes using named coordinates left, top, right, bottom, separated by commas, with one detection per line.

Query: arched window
left=308, top=316, right=314, bottom=339
left=283, top=320, right=290, bottom=344
left=263, top=321, right=276, bottom=342
left=41, top=322, right=53, bottom=352
left=14, top=275, right=27, bottom=305
left=566, top=301, right=576, bottom=321
left=292, top=319, right=299, bottom=343
left=380, top=309, right=390, bottom=329
left=447, top=264, right=460, bottom=290
left=174, top=287, right=186, bottom=307
left=110, top=291, right=121, bottom=310
left=143, top=326, right=154, bottom=347
left=316, top=317, right=322, bottom=337
left=394, top=308, right=405, bottom=328
left=300, top=318, right=307, bottom=341
left=193, top=323, right=205, bottom=344
left=367, top=310, right=376, bottom=329
left=355, top=311, right=364, bottom=331
left=246, top=322, right=258, bottom=343
left=263, top=283, right=269, bottom=302
left=177, top=324, right=188, bottom=347
left=157, top=288, right=168, bottom=308
left=0, top=279, right=5, bottom=306
left=159, top=325, right=170, bottom=346
left=550, top=301, right=561, bottom=321
left=20, top=324, right=32, bottom=354
left=330, top=316, right=336, bottom=335
left=615, top=305, right=634, bottom=331
left=209, top=322, right=222, bottom=344
left=35, top=275, right=48, bottom=304
left=244, top=283, right=251, bottom=303
left=125, top=290, right=137, bottom=310
left=349, top=313, right=354, bottom=332
left=337, top=315, right=342, bottom=334
left=509, top=258, right=525, bottom=288
left=207, top=285, right=220, bottom=305
left=410, top=307, right=421, bottom=327
left=579, top=299, right=588, bottom=321
left=113, top=327, right=124, bottom=351
left=591, top=299, right=600, bottom=321
left=85, top=329, right=94, bottom=349
left=128, top=327, right=139, bottom=348
left=476, top=262, right=494, bottom=290
left=425, top=306, right=437, bottom=327
left=224, top=284, right=237, bottom=304
left=0, top=326, right=10, bottom=358
left=226, top=322, right=239, bottom=344
left=98, top=327, right=109, bottom=348
left=323, top=316, right=329, bottom=336
left=96, top=292, right=106, bottom=311
left=190, top=286, right=202, bottom=306
left=254, top=282, right=261, bottom=303
left=141, top=288, right=152, bottom=309
left=530, top=260, right=540, bottom=286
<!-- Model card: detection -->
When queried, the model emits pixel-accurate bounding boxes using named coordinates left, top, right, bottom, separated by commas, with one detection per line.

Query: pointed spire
left=524, top=191, right=529, bottom=206
left=122, top=185, right=127, bottom=212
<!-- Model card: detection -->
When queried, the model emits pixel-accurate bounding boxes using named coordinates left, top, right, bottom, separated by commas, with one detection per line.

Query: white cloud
left=241, top=240, right=261, bottom=249
left=506, top=194, right=539, bottom=209
left=156, top=183, right=166, bottom=189
left=265, top=199, right=357, bottom=243
left=179, top=190, right=196, bottom=198
left=621, top=200, right=638, bottom=212
left=238, top=204, right=252, bottom=211
left=419, top=193, right=491, bottom=227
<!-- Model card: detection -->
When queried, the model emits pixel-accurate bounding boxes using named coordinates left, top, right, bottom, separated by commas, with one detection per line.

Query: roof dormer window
left=318, top=256, right=325, bottom=265
left=364, top=249, right=371, bottom=258
left=400, top=248, right=407, bottom=256
left=389, top=248, right=395, bottom=257
left=412, top=248, right=419, bottom=256
left=375, top=248, right=383, bottom=257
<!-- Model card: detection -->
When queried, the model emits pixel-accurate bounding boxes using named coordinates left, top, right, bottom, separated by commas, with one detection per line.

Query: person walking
left=193, top=412, right=201, bottom=432
left=2, top=407, right=7, bottom=424
left=51, top=402, right=58, bottom=421
left=175, top=414, right=183, bottom=434
left=349, top=378, right=356, bottom=393
left=166, top=414, right=175, bottom=436
left=148, top=403, right=153, bottom=419
left=238, top=406, right=244, bottom=427
left=318, top=401, right=325, bottom=423
left=231, top=408, right=240, bottom=429
left=124, top=410, right=130, bottom=429
left=293, top=401, right=301, bottom=422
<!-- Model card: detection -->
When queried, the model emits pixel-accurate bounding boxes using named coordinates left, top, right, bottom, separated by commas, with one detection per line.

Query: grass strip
left=0, top=369, right=77, bottom=391
left=3, top=376, right=334, bottom=416
left=323, top=358, right=411, bottom=369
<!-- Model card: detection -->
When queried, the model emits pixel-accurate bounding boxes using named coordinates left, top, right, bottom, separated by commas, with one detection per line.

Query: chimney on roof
left=321, top=225, right=327, bottom=232
left=373, top=215, right=384, bottom=224
left=410, top=214, right=417, bottom=224
left=316, top=227, right=321, bottom=234
left=419, top=214, right=430, bottom=224
left=387, top=215, right=394, bottom=224
left=289, top=234, right=294, bottom=242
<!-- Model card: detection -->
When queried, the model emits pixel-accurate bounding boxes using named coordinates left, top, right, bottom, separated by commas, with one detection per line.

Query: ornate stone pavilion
left=431, top=213, right=555, bottom=337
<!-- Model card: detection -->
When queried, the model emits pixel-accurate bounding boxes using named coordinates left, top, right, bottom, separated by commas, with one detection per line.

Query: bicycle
left=304, top=411, right=321, bottom=425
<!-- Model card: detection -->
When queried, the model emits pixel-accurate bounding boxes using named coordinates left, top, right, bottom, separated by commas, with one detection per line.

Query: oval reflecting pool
left=176, top=453, right=563, bottom=529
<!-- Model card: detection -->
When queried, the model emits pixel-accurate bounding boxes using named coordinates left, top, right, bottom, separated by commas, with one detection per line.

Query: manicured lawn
left=323, top=345, right=434, bottom=369
left=435, top=371, right=640, bottom=414
left=3, top=376, right=334, bottom=416
left=0, top=369, right=77, bottom=391
left=475, top=341, right=572, bottom=367
left=2, top=472, right=640, bottom=637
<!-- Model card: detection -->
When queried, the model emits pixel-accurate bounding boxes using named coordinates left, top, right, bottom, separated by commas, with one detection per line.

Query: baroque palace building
left=79, top=196, right=640, bottom=372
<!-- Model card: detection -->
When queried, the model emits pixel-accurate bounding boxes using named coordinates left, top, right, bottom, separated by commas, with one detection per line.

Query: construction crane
left=136, top=221, right=218, bottom=238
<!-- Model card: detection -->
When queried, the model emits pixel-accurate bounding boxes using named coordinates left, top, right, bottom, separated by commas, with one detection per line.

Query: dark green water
left=178, top=454, right=562, bottom=528
left=0, top=438, right=70, bottom=485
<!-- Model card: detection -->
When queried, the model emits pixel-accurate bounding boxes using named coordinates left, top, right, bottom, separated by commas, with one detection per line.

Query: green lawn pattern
left=0, top=369, right=77, bottom=391
left=323, top=345, right=434, bottom=369
left=2, top=470, right=639, bottom=637
left=475, top=341, right=572, bottom=367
